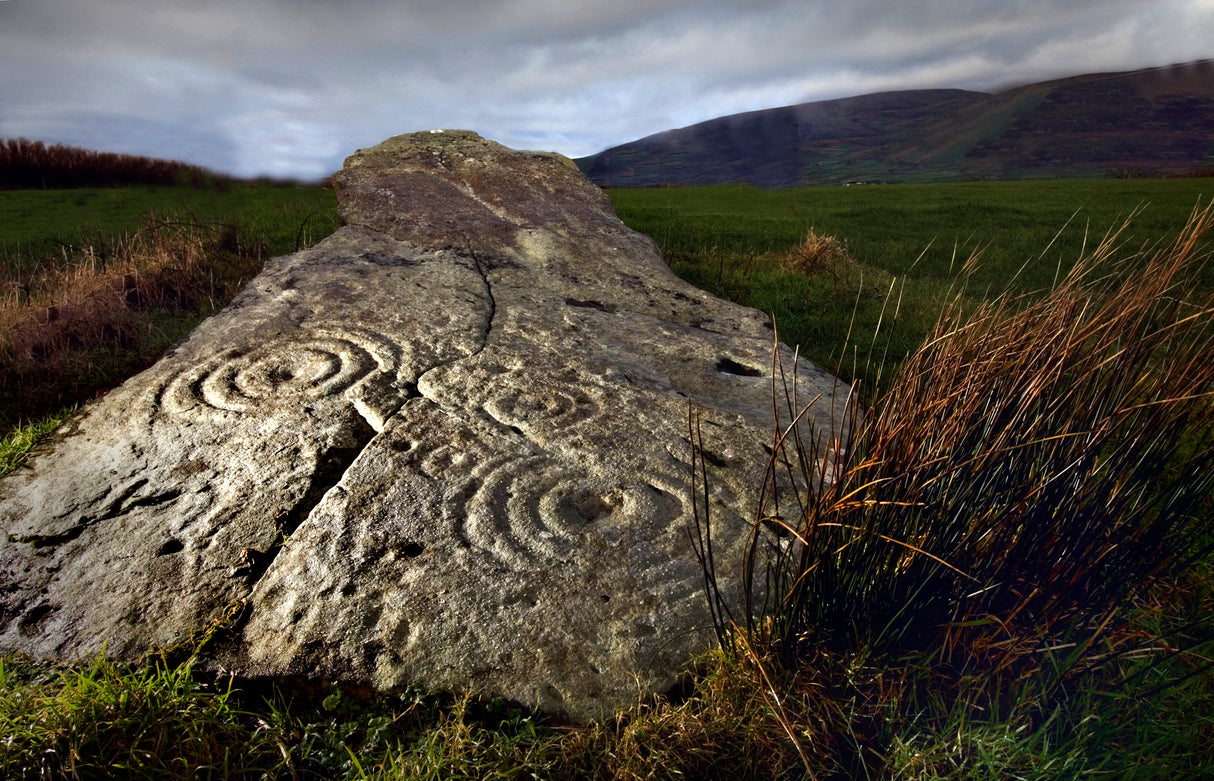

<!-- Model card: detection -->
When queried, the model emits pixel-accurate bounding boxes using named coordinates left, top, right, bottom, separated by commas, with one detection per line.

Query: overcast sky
left=1, top=0, right=1211, bottom=180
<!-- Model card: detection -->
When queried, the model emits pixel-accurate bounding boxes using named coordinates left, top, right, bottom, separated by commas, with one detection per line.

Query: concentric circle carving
left=484, top=384, right=602, bottom=434
left=459, top=456, right=612, bottom=565
left=458, top=454, right=690, bottom=568
left=164, top=328, right=399, bottom=414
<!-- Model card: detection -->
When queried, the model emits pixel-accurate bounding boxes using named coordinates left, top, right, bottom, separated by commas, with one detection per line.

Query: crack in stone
left=233, top=413, right=378, bottom=587
left=410, top=242, right=498, bottom=412
left=213, top=247, right=500, bottom=654
left=6, top=480, right=187, bottom=549
left=462, top=242, right=498, bottom=342
left=236, top=240, right=498, bottom=596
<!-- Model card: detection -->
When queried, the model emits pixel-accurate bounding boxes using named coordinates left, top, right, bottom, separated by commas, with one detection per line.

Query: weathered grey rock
left=0, top=130, right=848, bottom=722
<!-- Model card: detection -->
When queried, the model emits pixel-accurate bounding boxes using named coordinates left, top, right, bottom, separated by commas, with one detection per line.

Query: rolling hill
left=576, top=60, right=1214, bottom=187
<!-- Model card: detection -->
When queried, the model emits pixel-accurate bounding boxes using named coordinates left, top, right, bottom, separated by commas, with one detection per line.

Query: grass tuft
left=744, top=201, right=1214, bottom=655
left=0, top=408, right=75, bottom=479
left=782, top=229, right=854, bottom=281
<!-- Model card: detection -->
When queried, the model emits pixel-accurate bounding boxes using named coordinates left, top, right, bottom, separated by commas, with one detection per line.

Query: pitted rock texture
left=0, top=130, right=848, bottom=722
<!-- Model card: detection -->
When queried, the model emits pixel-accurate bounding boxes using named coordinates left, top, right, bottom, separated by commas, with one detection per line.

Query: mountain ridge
left=576, top=60, right=1214, bottom=187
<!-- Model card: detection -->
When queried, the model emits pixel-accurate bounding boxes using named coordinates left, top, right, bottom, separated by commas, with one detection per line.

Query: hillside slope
left=577, top=60, right=1214, bottom=187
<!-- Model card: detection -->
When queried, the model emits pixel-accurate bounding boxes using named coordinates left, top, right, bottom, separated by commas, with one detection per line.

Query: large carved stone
left=0, top=130, right=847, bottom=722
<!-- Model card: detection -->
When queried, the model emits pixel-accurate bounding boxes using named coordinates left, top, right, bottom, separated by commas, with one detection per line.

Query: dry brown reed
left=782, top=229, right=854, bottom=281
left=0, top=216, right=265, bottom=426
left=698, top=202, right=1214, bottom=722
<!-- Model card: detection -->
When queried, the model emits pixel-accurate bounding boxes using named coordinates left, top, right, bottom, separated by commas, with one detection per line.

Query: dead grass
left=782, top=229, right=854, bottom=282
left=0, top=215, right=265, bottom=426
left=689, top=202, right=1214, bottom=775
left=741, top=201, right=1214, bottom=659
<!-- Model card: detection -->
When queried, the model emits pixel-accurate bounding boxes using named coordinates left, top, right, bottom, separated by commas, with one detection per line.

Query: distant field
left=3, top=177, right=1211, bottom=403
left=609, top=177, right=1214, bottom=391
left=0, top=184, right=338, bottom=272
left=6, top=177, right=1204, bottom=296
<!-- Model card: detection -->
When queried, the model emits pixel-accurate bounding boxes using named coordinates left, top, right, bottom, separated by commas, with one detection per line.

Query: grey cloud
left=1, top=0, right=1211, bottom=177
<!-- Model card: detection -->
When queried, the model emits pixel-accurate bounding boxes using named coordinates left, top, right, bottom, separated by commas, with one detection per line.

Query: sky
left=1, top=0, right=1211, bottom=180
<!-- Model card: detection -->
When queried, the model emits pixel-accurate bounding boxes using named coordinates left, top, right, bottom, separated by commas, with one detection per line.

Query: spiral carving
left=164, top=328, right=399, bottom=415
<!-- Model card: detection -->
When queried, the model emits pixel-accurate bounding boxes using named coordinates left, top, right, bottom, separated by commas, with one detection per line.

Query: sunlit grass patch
left=0, top=407, right=74, bottom=479
left=0, top=654, right=280, bottom=779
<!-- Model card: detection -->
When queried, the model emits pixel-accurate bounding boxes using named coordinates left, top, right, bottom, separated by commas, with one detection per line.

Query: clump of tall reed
left=0, top=215, right=266, bottom=427
left=694, top=203, right=1214, bottom=768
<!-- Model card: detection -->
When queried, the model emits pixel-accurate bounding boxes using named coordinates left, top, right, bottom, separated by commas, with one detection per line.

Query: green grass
left=610, top=177, right=1214, bottom=394
left=2, top=178, right=1214, bottom=778
left=0, top=184, right=337, bottom=274
left=0, top=654, right=280, bottom=779
left=0, top=408, right=75, bottom=478
left=611, top=178, right=1214, bottom=286
left=3, top=609, right=1211, bottom=778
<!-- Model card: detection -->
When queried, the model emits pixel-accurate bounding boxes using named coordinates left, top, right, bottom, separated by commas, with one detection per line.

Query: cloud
left=1, top=0, right=1210, bottom=178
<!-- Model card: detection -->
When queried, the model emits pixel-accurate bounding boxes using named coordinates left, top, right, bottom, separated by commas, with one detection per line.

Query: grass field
left=2, top=177, right=1213, bottom=779
left=0, top=183, right=337, bottom=271
left=611, top=178, right=1214, bottom=287
left=610, top=177, right=1214, bottom=393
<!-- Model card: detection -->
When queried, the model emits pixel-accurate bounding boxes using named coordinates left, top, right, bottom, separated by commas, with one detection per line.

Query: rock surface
left=0, top=130, right=848, bottom=722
